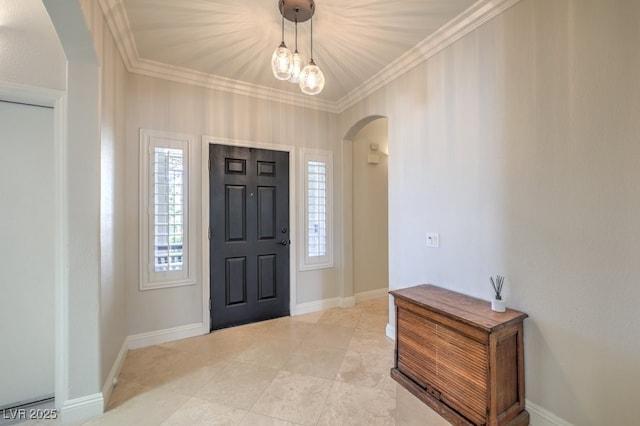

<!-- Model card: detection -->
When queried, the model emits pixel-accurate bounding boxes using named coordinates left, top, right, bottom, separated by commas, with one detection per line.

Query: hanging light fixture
left=298, top=13, right=325, bottom=95
left=272, top=0, right=324, bottom=95
left=271, top=1, right=292, bottom=80
left=288, top=16, right=306, bottom=84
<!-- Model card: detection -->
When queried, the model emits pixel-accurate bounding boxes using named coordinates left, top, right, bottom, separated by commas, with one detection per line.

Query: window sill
left=139, top=279, right=196, bottom=291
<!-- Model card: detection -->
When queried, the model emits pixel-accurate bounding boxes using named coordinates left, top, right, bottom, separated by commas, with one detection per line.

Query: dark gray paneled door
left=209, top=144, right=290, bottom=330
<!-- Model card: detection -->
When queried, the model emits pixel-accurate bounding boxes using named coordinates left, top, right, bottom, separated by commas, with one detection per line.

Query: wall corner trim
left=60, top=393, right=104, bottom=423
left=526, top=399, right=574, bottom=426
left=127, top=322, right=207, bottom=350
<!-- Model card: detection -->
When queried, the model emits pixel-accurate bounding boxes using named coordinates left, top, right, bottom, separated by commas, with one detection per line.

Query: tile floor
left=16, top=297, right=450, bottom=425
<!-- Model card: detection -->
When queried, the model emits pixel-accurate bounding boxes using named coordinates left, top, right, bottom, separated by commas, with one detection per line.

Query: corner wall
left=80, top=0, right=129, bottom=401
left=43, top=0, right=104, bottom=419
left=338, top=0, right=640, bottom=424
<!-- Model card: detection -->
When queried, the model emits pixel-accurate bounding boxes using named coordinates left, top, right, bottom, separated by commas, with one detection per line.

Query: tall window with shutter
left=139, top=129, right=197, bottom=290
left=300, top=149, right=333, bottom=270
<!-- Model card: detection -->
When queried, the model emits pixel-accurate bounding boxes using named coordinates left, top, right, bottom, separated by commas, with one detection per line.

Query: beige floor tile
left=356, top=311, right=390, bottom=333
left=352, top=297, right=390, bottom=316
left=119, top=345, right=215, bottom=389
left=96, top=299, right=418, bottom=426
left=349, top=328, right=395, bottom=355
left=157, top=360, right=229, bottom=397
left=250, top=371, right=333, bottom=425
left=290, top=311, right=324, bottom=324
left=160, top=397, right=246, bottom=425
left=85, top=387, right=189, bottom=426
left=196, top=329, right=257, bottom=362
left=395, top=384, right=451, bottom=426
left=281, top=340, right=347, bottom=380
left=317, top=307, right=362, bottom=329
left=106, top=379, right=149, bottom=410
left=336, top=348, right=396, bottom=394
left=317, top=381, right=396, bottom=426
left=301, top=323, right=355, bottom=350
left=249, top=318, right=316, bottom=342
left=238, top=412, right=301, bottom=426
left=194, top=361, right=279, bottom=410
left=118, top=345, right=186, bottom=386
left=232, top=336, right=300, bottom=369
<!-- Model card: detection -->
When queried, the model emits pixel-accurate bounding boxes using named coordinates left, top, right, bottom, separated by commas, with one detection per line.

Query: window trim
left=139, top=129, right=197, bottom=290
left=299, top=148, right=334, bottom=271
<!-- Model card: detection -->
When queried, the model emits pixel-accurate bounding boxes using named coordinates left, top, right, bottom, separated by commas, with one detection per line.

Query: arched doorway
left=342, top=116, right=389, bottom=306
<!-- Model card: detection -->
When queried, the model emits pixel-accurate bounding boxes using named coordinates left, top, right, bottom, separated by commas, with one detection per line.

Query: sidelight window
left=300, top=149, right=333, bottom=270
left=139, top=129, right=197, bottom=290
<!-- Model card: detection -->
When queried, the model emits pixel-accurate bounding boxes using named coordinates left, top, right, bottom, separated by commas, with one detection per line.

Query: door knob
left=278, top=240, right=289, bottom=246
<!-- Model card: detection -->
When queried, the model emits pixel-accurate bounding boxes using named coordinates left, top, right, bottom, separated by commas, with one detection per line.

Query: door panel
left=257, top=186, right=276, bottom=240
left=225, top=185, right=246, bottom=241
left=258, top=254, right=277, bottom=300
left=210, top=144, right=290, bottom=330
left=0, top=101, right=55, bottom=407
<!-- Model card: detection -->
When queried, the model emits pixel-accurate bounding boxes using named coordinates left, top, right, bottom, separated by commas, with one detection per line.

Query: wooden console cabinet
left=390, top=284, right=529, bottom=426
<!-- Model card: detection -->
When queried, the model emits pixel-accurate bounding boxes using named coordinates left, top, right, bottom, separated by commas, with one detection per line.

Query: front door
left=209, top=144, right=290, bottom=330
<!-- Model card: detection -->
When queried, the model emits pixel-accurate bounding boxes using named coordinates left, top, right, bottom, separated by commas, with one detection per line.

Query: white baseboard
left=60, top=393, right=104, bottom=424
left=101, top=339, right=128, bottom=409
left=340, top=296, right=356, bottom=308
left=295, top=289, right=389, bottom=316
left=386, top=322, right=395, bottom=340
left=127, top=322, right=207, bottom=350
left=526, top=399, right=573, bottom=426
left=295, top=297, right=342, bottom=315
left=355, top=288, right=388, bottom=303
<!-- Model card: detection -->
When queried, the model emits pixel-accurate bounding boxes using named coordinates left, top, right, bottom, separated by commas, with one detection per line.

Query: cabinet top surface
left=390, top=284, right=528, bottom=331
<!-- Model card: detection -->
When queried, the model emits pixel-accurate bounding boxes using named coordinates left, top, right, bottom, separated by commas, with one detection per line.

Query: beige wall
left=124, top=74, right=342, bottom=334
left=352, top=119, right=389, bottom=294
left=339, top=0, right=639, bottom=424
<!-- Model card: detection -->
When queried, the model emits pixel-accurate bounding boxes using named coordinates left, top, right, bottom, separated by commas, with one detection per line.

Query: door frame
left=201, top=136, right=297, bottom=331
left=1, top=83, right=66, bottom=406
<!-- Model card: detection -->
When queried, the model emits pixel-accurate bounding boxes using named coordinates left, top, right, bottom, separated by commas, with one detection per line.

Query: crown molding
left=97, top=0, right=138, bottom=71
left=131, top=56, right=340, bottom=113
left=96, top=0, right=340, bottom=113
left=97, top=0, right=521, bottom=115
left=334, top=0, right=523, bottom=112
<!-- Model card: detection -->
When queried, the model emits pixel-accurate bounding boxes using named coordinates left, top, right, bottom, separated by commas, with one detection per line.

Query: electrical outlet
left=426, top=233, right=440, bottom=248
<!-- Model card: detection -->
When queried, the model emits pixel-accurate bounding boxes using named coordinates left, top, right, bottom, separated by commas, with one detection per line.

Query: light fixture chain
left=281, top=0, right=285, bottom=42
left=310, top=15, right=313, bottom=59
left=295, top=16, right=298, bottom=52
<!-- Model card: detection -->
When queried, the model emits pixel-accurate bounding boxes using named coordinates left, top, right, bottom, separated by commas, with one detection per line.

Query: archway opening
left=343, top=116, right=389, bottom=303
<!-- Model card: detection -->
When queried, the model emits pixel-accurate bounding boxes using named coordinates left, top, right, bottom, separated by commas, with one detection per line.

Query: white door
left=0, top=100, right=55, bottom=407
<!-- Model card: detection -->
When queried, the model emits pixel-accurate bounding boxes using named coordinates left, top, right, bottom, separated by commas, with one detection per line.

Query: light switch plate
left=426, top=233, right=440, bottom=248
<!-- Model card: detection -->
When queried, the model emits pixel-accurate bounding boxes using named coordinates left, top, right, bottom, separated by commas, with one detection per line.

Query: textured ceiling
left=119, top=0, right=476, bottom=103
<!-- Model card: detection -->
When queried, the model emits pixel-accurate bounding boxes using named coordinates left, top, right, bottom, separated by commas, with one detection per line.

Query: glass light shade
left=299, top=60, right=325, bottom=95
left=271, top=42, right=293, bottom=80
left=288, top=51, right=307, bottom=84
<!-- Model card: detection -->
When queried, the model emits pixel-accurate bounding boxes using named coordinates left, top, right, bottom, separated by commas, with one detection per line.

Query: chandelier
left=271, top=0, right=325, bottom=95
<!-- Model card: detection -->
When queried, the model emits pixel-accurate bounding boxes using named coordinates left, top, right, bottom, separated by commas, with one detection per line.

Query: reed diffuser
left=490, top=275, right=506, bottom=312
